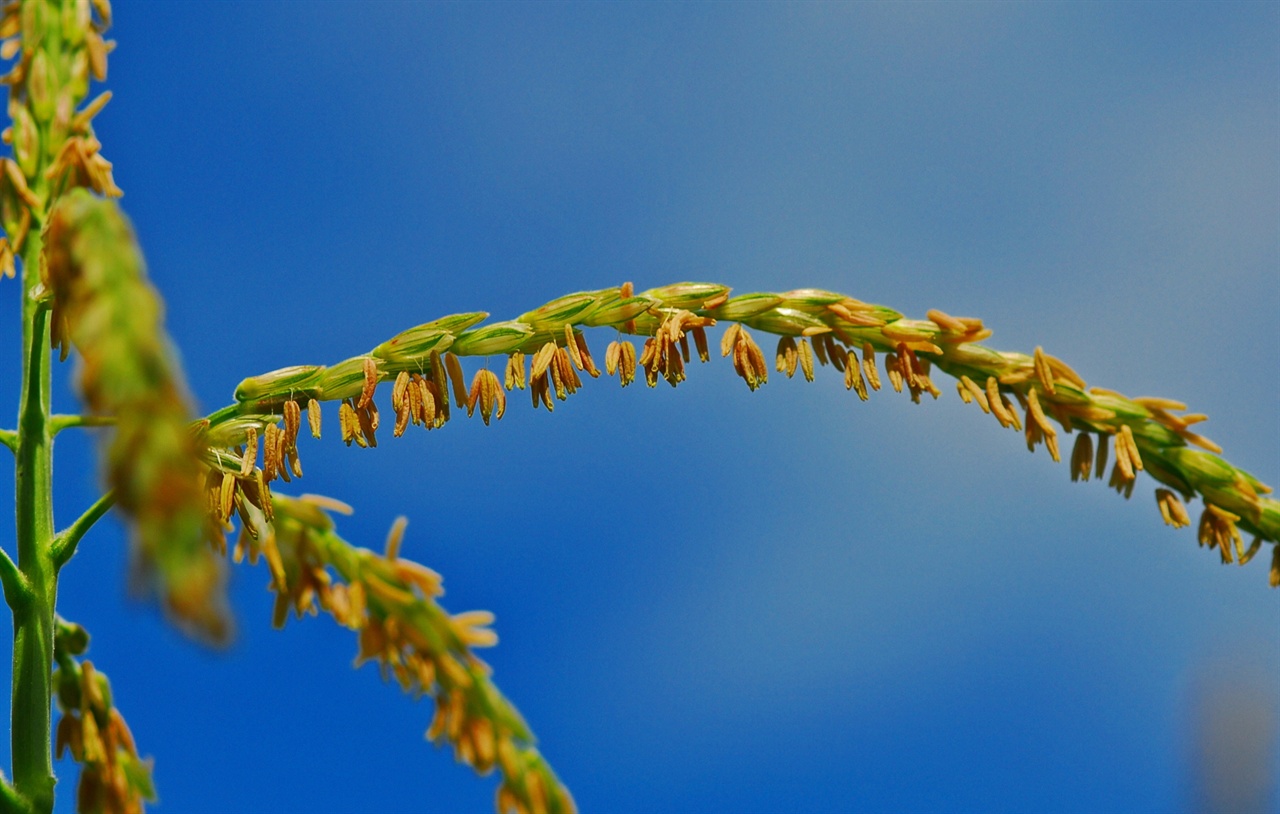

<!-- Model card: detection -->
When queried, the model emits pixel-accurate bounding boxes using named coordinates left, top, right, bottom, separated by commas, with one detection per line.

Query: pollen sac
left=572, top=329, right=600, bottom=377
left=797, top=338, right=815, bottom=382
left=724, top=326, right=767, bottom=391
left=1154, top=488, right=1191, bottom=528
left=504, top=352, right=526, bottom=391
left=467, top=369, right=506, bottom=426
left=306, top=399, right=321, bottom=438
left=1070, top=433, right=1094, bottom=482
left=358, top=357, right=380, bottom=410
left=616, top=340, right=637, bottom=387
left=776, top=336, right=798, bottom=377
left=444, top=353, right=468, bottom=408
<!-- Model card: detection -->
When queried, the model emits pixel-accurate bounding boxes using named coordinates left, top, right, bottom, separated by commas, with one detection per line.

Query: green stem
left=0, top=550, right=30, bottom=613
left=51, top=491, right=115, bottom=571
left=0, top=431, right=15, bottom=454
left=12, top=224, right=57, bottom=813
left=0, top=776, right=32, bottom=814
left=48, top=414, right=114, bottom=435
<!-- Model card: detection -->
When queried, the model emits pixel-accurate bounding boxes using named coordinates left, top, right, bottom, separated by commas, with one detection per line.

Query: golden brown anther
left=1092, top=431, right=1108, bottom=482
left=421, top=377, right=442, bottom=427
left=564, top=324, right=584, bottom=370
left=274, top=426, right=292, bottom=482
left=1026, top=388, right=1060, bottom=462
left=1154, top=488, right=1191, bottom=528
left=638, top=338, right=658, bottom=387
left=617, top=339, right=637, bottom=386
left=394, top=390, right=411, bottom=437
left=798, top=338, right=815, bottom=382
left=392, top=371, right=411, bottom=413
left=307, top=398, right=322, bottom=438
left=720, top=323, right=741, bottom=358
left=811, top=334, right=830, bottom=367
left=573, top=330, right=600, bottom=377
left=530, top=342, right=557, bottom=380
left=984, top=377, right=1012, bottom=427
left=357, top=400, right=379, bottom=446
left=1237, top=536, right=1261, bottom=565
left=605, top=341, right=621, bottom=376
left=283, top=399, right=301, bottom=448
left=1033, top=346, right=1056, bottom=395
left=287, top=446, right=303, bottom=479
left=883, top=352, right=903, bottom=393
left=1112, top=432, right=1134, bottom=482
left=467, top=369, right=506, bottom=425
left=1045, top=352, right=1086, bottom=389
left=385, top=516, right=408, bottom=561
left=504, top=351, right=526, bottom=391
left=927, top=308, right=968, bottom=334
left=556, top=347, right=582, bottom=396
left=406, top=377, right=424, bottom=428
left=776, top=336, right=798, bottom=376
left=427, top=350, right=451, bottom=422
left=824, top=336, right=845, bottom=371
left=1070, top=433, right=1094, bottom=482
left=620, top=280, right=637, bottom=333
left=530, top=372, right=554, bottom=411
left=339, top=401, right=363, bottom=448
left=2, top=158, right=39, bottom=208
left=444, top=353, right=468, bottom=408
left=1269, top=545, right=1279, bottom=588
left=218, top=473, right=236, bottom=523
left=726, top=326, right=767, bottom=391
left=356, top=357, right=379, bottom=410
left=261, top=423, right=280, bottom=480
left=861, top=342, right=881, bottom=391
left=241, top=427, right=258, bottom=476
left=549, top=349, right=568, bottom=399
left=959, top=376, right=990, bottom=413
left=692, top=326, right=710, bottom=362
left=844, top=351, right=869, bottom=400
left=1119, top=425, right=1143, bottom=472
left=1199, top=504, right=1243, bottom=563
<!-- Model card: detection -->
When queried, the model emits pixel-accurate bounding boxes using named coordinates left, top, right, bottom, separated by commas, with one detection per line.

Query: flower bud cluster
left=52, top=618, right=155, bottom=814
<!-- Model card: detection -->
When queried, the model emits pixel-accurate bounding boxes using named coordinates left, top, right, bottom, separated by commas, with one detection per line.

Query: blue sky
left=1, top=2, right=1278, bottom=812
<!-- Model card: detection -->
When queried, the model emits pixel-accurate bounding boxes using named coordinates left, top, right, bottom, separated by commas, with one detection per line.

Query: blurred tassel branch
left=0, top=2, right=1274, bottom=814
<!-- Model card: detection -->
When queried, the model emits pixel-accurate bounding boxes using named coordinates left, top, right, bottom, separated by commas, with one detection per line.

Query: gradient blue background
left=1, top=2, right=1278, bottom=812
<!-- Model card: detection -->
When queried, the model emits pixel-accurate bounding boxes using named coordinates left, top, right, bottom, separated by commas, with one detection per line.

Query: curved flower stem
left=51, top=491, right=116, bottom=572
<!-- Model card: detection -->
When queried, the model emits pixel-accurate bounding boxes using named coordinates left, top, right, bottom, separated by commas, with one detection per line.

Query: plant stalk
left=12, top=226, right=56, bottom=813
